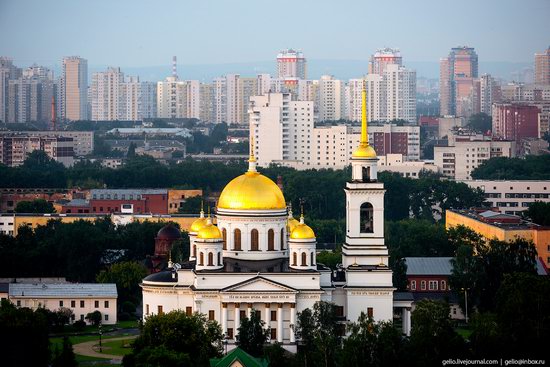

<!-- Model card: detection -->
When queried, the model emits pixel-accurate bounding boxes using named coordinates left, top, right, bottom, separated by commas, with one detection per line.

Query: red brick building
left=492, top=103, right=541, bottom=142
left=88, top=189, right=168, bottom=214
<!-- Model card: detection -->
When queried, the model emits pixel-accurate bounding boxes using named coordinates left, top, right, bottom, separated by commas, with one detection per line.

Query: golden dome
left=288, top=217, right=300, bottom=232
left=290, top=215, right=316, bottom=240
left=352, top=143, right=377, bottom=159
left=218, top=171, right=286, bottom=210
left=190, top=210, right=208, bottom=233
left=197, top=221, right=222, bottom=240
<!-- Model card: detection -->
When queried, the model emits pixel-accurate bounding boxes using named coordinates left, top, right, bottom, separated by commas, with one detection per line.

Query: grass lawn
left=96, top=338, right=134, bottom=356
left=455, top=326, right=472, bottom=340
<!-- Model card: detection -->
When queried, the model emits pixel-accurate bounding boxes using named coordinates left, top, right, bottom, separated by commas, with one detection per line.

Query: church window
left=271, top=310, right=277, bottom=321
left=222, top=228, right=227, bottom=250
left=217, top=252, right=221, bottom=265
left=367, top=307, right=373, bottom=318
left=193, top=245, right=196, bottom=258
left=268, top=229, right=275, bottom=251
left=270, top=328, right=277, bottom=340
left=292, top=252, right=297, bottom=266
left=301, top=252, right=307, bottom=266
left=234, top=229, right=241, bottom=251
left=186, top=307, right=192, bottom=316
left=335, top=306, right=344, bottom=317
left=227, top=328, right=234, bottom=339
left=208, top=252, right=214, bottom=266
left=240, top=310, right=246, bottom=319
left=280, top=228, right=285, bottom=249
left=199, top=252, right=204, bottom=266
left=209, top=310, right=215, bottom=321
left=360, top=202, right=374, bottom=233
left=251, top=229, right=259, bottom=251
left=146, top=304, right=149, bottom=315
left=158, top=305, right=163, bottom=315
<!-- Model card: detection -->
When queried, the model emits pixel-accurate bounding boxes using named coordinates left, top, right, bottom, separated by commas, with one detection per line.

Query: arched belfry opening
left=360, top=202, right=374, bottom=233
left=362, top=166, right=371, bottom=182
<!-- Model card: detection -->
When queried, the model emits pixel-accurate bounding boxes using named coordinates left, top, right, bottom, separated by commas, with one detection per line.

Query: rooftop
left=448, top=208, right=548, bottom=231
left=9, top=283, right=118, bottom=298
left=405, top=257, right=453, bottom=276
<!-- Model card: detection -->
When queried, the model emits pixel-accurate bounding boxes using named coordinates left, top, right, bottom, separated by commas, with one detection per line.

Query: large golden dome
left=218, top=171, right=286, bottom=210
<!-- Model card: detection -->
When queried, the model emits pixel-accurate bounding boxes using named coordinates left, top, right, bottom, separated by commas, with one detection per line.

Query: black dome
left=156, top=224, right=181, bottom=240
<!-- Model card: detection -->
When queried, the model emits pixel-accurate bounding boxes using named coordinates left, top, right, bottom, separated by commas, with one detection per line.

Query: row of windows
left=410, top=280, right=447, bottom=291
left=221, top=228, right=285, bottom=251
left=16, top=299, right=110, bottom=308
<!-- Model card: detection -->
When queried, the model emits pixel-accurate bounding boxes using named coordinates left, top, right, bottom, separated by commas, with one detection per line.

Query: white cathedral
left=141, top=88, right=412, bottom=351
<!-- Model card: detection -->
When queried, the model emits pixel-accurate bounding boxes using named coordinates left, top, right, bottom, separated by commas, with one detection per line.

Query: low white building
left=8, top=283, right=118, bottom=325
left=378, top=154, right=437, bottom=178
left=460, top=180, right=550, bottom=215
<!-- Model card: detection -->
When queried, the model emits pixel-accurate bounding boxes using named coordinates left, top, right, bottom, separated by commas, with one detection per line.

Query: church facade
left=141, top=88, right=412, bottom=350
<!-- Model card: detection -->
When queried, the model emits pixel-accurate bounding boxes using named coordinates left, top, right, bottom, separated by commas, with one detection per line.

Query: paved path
left=73, top=335, right=138, bottom=362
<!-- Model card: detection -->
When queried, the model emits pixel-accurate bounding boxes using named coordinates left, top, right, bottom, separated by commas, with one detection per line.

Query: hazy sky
left=1, top=0, right=548, bottom=67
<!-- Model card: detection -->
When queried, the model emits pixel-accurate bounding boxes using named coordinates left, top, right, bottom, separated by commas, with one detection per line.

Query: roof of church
left=210, top=347, right=269, bottom=367
left=143, top=270, right=177, bottom=283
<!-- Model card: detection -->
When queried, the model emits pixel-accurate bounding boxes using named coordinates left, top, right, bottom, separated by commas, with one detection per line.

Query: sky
left=0, top=0, right=548, bottom=70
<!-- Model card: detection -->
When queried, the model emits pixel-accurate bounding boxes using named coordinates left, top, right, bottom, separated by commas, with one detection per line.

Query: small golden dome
left=352, top=143, right=377, bottom=159
left=290, top=215, right=315, bottom=240
left=288, top=217, right=300, bottom=232
left=190, top=211, right=208, bottom=233
left=218, top=171, right=286, bottom=210
left=197, top=221, right=222, bottom=240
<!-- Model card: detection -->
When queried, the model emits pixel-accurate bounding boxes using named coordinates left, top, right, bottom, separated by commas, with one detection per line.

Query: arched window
left=199, top=252, right=204, bottom=266
left=193, top=244, right=196, bottom=258
left=217, top=252, right=221, bottom=266
left=208, top=252, right=214, bottom=266
left=280, top=228, right=285, bottom=250
left=311, top=251, right=315, bottom=266
left=292, top=252, right=297, bottom=266
left=362, top=166, right=371, bottom=182
left=360, top=202, right=374, bottom=233
left=222, top=228, right=227, bottom=250
left=268, top=229, right=275, bottom=251
left=301, top=252, right=307, bottom=266
left=251, top=229, right=259, bottom=251
left=234, top=229, right=241, bottom=251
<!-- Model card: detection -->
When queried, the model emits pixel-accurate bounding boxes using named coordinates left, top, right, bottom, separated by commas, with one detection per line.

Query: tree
left=341, top=313, right=407, bottom=367
left=0, top=300, right=50, bottom=367
left=15, top=199, right=55, bottom=213
left=236, top=310, right=270, bottom=357
left=96, top=261, right=148, bottom=305
left=52, top=336, right=77, bottom=367
left=449, top=236, right=538, bottom=312
left=294, top=301, right=341, bottom=367
left=85, top=311, right=102, bottom=326
left=472, top=155, right=550, bottom=180
left=127, top=142, right=137, bottom=158
left=125, top=311, right=222, bottom=367
left=409, top=299, right=468, bottom=366
left=316, top=249, right=342, bottom=270
left=495, top=273, right=550, bottom=357
left=525, top=201, right=550, bottom=225
left=177, top=195, right=202, bottom=214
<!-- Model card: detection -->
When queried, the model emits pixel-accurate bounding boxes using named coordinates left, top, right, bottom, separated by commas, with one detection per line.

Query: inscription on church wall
left=296, top=294, right=320, bottom=299
left=223, top=294, right=293, bottom=301
left=350, top=291, right=391, bottom=296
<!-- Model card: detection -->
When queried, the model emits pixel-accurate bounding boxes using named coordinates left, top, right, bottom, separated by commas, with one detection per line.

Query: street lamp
left=98, top=323, right=103, bottom=353
left=461, top=287, right=469, bottom=324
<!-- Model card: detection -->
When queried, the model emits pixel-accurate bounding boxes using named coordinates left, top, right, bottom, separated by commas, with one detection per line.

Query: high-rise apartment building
left=276, top=49, right=306, bottom=80
left=199, top=83, right=215, bottom=122
left=90, top=67, right=123, bottom=121
left=368, top=48, right=402, bottom=75
left=249, top=93, right=313, bottom=167
left=439, top=47, right=478, bottom=117
left=479, top=74, right=500, bottom=116
left=492, top=103, right=541, bottom=141
left=62, top=56, right=88, bottom=121
left=157, top=77, right=200, bottom=120
left=0, top=57, right=22, bottom=123
left=535, top=46, right=550, bottom=85
left=119, top=77, right=157, bottom=121
left=318, top=75, right=345, bottom=122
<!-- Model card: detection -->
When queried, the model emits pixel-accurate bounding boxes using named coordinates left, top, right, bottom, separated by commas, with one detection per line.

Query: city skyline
left=1, top=0, right=548, bottom=69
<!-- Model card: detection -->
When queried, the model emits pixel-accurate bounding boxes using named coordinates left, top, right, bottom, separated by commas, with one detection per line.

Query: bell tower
left=342, top=84, right=389, bottom=268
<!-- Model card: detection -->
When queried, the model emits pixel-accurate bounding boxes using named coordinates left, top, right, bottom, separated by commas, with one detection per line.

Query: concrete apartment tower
left=535, top=46, right=550, bottom=85
left=276, top=49, right=307, bottom=80
left=62, top=56, right=88, bottom=121
left=439, top=47, right=478, bottom=117
left=368, top=48, right=403, bottom=75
